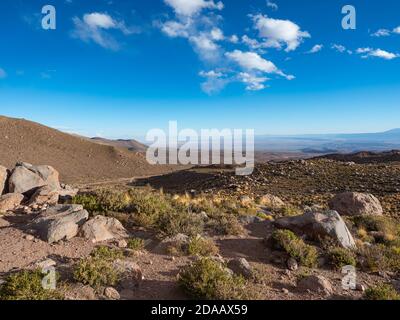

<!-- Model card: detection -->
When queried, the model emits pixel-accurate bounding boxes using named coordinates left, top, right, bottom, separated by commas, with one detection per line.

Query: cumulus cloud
left=393, top=26, right=400, bottom=34
left=266, top=1, right=278, bottom=11
left=164, top=0, right=224, bottom=17
left=160, top=2, right=225, bottom=62
left=252, top=14, right=310, bottom=52
left=226, top=50, right=294, bottom=80
left=71, top=12, right=139, bottom=50
left=0, top=68, right=7, bottom=79
left=239, top=72, right=269, bottom=91
left=307, top=44, right=323, bottom=54
left=357, top=48, right=399, bottom=60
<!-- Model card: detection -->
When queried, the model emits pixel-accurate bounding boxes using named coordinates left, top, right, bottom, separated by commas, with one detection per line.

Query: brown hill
left=0, top=116, right=177, bottom=184
left=89, top=137, right=147, bottom=152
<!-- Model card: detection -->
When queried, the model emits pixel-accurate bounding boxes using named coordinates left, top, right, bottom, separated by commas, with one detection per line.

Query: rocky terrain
left=0, top=157, right=399, bottom=300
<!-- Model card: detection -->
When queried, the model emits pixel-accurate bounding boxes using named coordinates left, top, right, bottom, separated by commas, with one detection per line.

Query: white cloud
left=0, top=68, right=7, bottom=79
left=199, top=70, right=223, bottom=78
left=210, top=27, right=224, bottom=41
left=160, top=2, right=224, bottom=63
left=371, top=29, right=391, bottom=37
left=242, top=35, right=263, bottom=49
left=357, top=48, right=399, bottom=60
left=83, top=13, right=116, bottom=29
left=229, top=34, right=239, bottom=43
left=239, top=72, right=268, bottom=91
left=308, top=44, right=323, bottom=54
left=71, top=12, right=139, bottom=50
left=252, top=14, right=310, bottom=52
left=266, top=1, right=278, bottom=11
left=164, top=0, right=224, bottom=17
left=393, top=26, right=400, bottom=34
left=225, top=50, right=294, bottom=80
left=161, top=20, right=190, bottom=37
left=331, top=44, right=352, bottom=54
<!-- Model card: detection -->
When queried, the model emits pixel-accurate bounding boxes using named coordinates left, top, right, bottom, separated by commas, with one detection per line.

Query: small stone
left=25, top=235, right=35, bottom=241
left=117, top=239, right=128, bottom=248
left=298, top=275, right=333, bottom=296
left=282, top=288, right=289, bottom=294
left=287, top=258, right=298, bottom=271
left=356, top=284, right=365, bottom=292
left=104, top=287, right=120, bottom=300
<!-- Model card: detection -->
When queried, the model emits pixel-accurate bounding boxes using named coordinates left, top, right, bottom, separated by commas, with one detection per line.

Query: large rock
left=297, top=275, right=333, bottom=295
left=228, top=258, right=253, bottom=279
left=0, top=193, right=24, bottom=212
left=8, top=162, right=60, bottom=194
left=274, top=210, right=357, bottom=249
left=28, top=185, right=59, bottom=206
left=113, top=259, right=143, bottom=289
left=259, top=194, right=285, bottom=208
left=80, top=215, right=129, bottom=243
left=32, top=204, right=89, bottom=243
left=329, top=192, right=383, bottom=216
left=0, top=166, right=8, bottom=195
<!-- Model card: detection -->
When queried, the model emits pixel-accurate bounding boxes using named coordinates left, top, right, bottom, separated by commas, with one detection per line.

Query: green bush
left=358, top=244, right=400, bottom=273
left=187, top=236, right=219, bottom=257
left=208, top=213, right=244, bottom=236
left=352, top=216, right=400, bottom=245
left=327, top=247, right=356, bottom=269
left=73, top=246, right=123, bottom=288
left=156, top=209, right=204, bottom=237
left=364, top=283, right=400, bottom=300
left=178, top=258, right=248, bottom=300
left=127, top=238, right=145, bottom=251
left=271, top=229, right=318, bottom=268
left=0, top=270, right=62, bottom=300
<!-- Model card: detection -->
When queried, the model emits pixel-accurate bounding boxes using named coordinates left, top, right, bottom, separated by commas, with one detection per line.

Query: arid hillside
left=0, top=116, right=176, bottom=183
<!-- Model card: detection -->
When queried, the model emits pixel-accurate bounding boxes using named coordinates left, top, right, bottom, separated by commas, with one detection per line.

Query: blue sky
left=0, top=0, right=399, bottom=139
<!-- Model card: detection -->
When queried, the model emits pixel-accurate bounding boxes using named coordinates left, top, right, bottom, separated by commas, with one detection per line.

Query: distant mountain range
left=255, top=129, right=400, bottom=153
left=90, top=137, right=147, bottom=152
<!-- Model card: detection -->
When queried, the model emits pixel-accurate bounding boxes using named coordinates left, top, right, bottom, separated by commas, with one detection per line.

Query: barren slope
left=0, top=116, right=176, bottom=184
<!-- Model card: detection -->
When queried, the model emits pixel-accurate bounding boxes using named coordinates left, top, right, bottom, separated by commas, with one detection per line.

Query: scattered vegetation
left=0, top=270, right=62, bottom=300
left=127, top=238, right=145, bottom=251
left=208, top=212, right=244, bottom=236
left=357, top=244, right=400, bottom=273
left=187, top=236, right=219, bottom=257
left=364, top=283, right=400, bottom=300
left=73, top=246, right=123, bottom=288
left=327, top=247, right=356, bottom=269
left=178, top=258, right=249, bottom=300
left=271, top=229, right=319, bottom=268
left=351, top=215, right=400, bottom=245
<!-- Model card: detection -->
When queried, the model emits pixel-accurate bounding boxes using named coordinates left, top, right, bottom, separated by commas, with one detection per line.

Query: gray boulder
left=329, top=192, right=383, bottom=216
left=228, top=258, right=253, bottom=279
left=32, top=204, right=89, bottom=243
left=274, top=210, right=356, bottom=249
left=297, top=275, right=333, bottom=295
left=8, top=162, right=60, bottom=194
left=80, top=215, right=129, bottom=243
